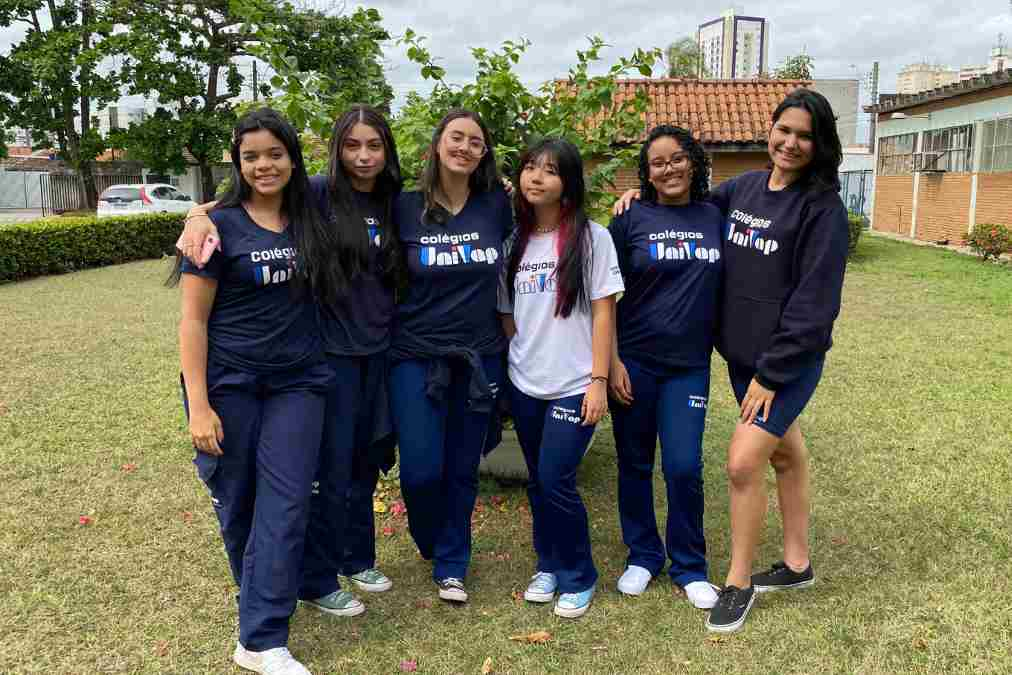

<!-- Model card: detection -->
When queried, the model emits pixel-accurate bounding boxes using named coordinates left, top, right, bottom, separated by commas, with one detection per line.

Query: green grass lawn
left=2, top=235, right=1010, bottom=674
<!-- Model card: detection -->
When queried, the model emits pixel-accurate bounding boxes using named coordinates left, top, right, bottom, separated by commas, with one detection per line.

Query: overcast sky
left=2, top=0, right=1010, bottom=127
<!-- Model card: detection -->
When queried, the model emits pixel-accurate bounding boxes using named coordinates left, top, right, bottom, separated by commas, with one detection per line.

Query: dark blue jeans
left=610, top=359, right=711, bottom=587
left=508, top=383, right=598, bottom=594
left=389, top=356, right=502, bottom=581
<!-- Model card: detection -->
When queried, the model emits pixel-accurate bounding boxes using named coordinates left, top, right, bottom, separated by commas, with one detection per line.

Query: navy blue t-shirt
left=709, top=170, right=849, bottom=388
left=609, top=200, right=723, bottom=373
left=309, top=175, right=394, bottom=356
left=391, top=188, right=512, bottom=356
left=181, top=206, right=322, bottom=373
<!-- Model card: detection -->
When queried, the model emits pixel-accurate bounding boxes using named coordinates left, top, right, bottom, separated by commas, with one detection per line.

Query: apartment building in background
left=697, top=7, right=769, bottom=79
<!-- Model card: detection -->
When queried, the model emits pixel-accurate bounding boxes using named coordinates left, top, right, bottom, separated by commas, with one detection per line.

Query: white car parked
left=96, top=183, right=196, bottom=218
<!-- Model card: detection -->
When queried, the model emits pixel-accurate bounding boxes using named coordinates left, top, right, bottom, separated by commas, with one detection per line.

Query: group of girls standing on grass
left=173, top=86, right=849, bottom=675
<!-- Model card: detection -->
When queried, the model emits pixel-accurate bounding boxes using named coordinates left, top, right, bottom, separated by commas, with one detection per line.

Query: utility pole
left=252, top=61, right=259, bottom=101
left=869, top=61, right=880, bottom=150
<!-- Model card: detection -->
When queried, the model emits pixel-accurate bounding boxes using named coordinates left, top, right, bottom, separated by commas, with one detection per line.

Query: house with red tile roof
left=589, top=78, right=811, bottom=193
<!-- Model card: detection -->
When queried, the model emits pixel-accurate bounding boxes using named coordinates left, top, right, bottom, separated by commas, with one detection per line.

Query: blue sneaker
left=523, top=571, right=558, bottom=603
left=554, top=585, right=595, bottom=618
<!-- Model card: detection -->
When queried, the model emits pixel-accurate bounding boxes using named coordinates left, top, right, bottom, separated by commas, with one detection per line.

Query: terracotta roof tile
left=586, top=78, right=811, bottom=145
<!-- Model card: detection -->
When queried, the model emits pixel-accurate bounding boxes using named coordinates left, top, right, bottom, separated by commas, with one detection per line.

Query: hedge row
left=0, top=213, right=184, bottom=282
left=847, top=212, right=866, bottom=256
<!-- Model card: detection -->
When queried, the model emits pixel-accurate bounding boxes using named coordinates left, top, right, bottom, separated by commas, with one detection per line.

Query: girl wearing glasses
left=607, top=125, right=723, bottom=611
left=499, top=138, right=623, bottom=619
left=388, top=109, right=512, bottom=603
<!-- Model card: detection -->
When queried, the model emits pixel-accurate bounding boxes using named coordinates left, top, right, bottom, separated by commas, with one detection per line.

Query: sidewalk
left=867, top=229, right=1012, bottom=262
left=0, top=209, right=43, bottom=224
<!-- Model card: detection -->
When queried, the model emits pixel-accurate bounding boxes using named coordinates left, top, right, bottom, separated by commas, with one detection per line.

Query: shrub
left=847, top=212, right=866, bottom=256
left=964, top=223, right=1012, bottom=262
left=0, top=212, right=183, bottom=282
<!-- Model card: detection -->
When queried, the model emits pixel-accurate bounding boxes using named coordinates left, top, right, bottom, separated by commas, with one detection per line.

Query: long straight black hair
left=326, top=104, right=404, bottom=294
left=771, top=88, right=843, bottom=193
left=417, top=109, right=499, bottom=224
left=167, top=107, right=330, bottom=297
left=508, top=137, right=591, bottom=319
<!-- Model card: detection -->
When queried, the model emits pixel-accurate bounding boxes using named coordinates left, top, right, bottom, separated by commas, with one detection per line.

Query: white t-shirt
left=499, top=222, right=624, bottom=400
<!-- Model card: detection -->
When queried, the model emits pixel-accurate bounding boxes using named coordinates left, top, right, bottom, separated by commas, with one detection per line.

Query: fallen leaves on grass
left=182, top=511, right=194, bottom=524
left=831, top=535, right=849, bottom=546
left=78, top=515, right=92, bottom=526
left=153, top=640, right=169, bottom=657
left=399, top=659, right=418, bottom=672
left=511, top=589, right=524, bottom=603
left=509, top=631, right=551, bottom=644
left=706, top=635, right=726, bottom=646
left=0, top=401, right=8, bottom=416
left=912, top=637, right=928, bottom=650
left=482, top=656, right=493, bottom=674
left=121, top=462, right=138, bottom=473
left=413, top=598, right=433, bottom=609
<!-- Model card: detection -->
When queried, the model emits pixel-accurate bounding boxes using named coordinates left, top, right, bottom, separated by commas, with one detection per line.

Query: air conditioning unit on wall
left=913, top=151, right=946, bottom=173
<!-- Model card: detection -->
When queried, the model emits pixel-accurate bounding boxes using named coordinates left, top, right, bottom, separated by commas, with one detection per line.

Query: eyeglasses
left=446, top=131, right=487, bottom=157
left=648, top=154, right=690, bottom=172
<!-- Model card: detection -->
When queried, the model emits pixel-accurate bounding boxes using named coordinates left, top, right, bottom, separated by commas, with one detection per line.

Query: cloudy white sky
left=2, top=0, right=1010, bottom=127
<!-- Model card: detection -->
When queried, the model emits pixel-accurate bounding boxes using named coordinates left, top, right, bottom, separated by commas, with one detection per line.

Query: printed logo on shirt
left=418, top=231, right=500, bottom=267
left=250, top=247, right=298, bottom=286
left=688, top=395, right=708, bottom=410
left=515, top=259, right=558, bottom=296
left=726, top=210, right=780, bottom=255
left=365, top=216, right=381, bottom=247
left=649, top=238, right=721, bottom=263
left=551, top=404, right=581, bottom=425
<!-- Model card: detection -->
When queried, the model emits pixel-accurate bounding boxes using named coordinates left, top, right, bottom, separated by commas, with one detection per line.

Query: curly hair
left=637, top=125, right=710, bottom=204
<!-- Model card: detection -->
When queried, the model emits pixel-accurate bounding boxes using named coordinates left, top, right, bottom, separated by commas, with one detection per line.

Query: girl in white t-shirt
left=498, top=138, right=624, bottom=619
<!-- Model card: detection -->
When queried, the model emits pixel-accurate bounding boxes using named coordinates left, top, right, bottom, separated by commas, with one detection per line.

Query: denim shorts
left=727, top=359, right=824, bottom=438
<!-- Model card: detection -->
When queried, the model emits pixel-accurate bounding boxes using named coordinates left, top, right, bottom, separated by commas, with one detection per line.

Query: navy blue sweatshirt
left=309, top=175, right=394, bottom=356
left=609, top=200, right=723, bottom=374
left=709, top=170, right=849, bottom=389
left=180, top=206, right=322, bottom=373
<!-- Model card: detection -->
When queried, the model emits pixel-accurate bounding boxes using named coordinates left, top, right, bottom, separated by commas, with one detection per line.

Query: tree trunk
left=79, top=162, right=99, bottom=211
left=200, top=161, right=216, bottom=202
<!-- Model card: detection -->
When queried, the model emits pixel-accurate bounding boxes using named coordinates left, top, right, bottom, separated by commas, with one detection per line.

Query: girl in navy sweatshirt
left=614, top=89, right=849, bottom=633
left=388, top=110, right=512, bottom=603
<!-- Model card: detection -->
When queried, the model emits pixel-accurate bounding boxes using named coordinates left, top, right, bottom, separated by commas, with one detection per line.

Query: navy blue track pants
left=508, top=383, right=599, bottom=594
left=185, top=361, right=330, bottom=652
left=389, top=356, right=502, bottom=581
left=610, top=359, right=711, bottom=587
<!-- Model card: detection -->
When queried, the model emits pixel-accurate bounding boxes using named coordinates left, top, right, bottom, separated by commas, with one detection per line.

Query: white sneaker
left=233, top=643, right=312, bottom=675
left=684, top=581, right=720, bottom=609
left=617, top=565, right=653, bottom=596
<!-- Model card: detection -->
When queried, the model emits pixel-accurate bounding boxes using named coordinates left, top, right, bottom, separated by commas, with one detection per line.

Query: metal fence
left=840, top=170, right=874, bottom=219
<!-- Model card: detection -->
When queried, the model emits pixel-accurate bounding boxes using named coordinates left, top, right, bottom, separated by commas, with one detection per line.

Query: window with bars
left=980, top=117, right=1012, bottom=173
left=919, top=124, right=973, bottom=172
left=877, top=133, right=918, bottom=175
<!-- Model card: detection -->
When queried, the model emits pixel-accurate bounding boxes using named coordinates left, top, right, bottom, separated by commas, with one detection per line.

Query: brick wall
left=974, top=172, right=1012, bottom=227
left=914, top=173, right=971, bottom=243
left=872, top=176, right=914, bottom=235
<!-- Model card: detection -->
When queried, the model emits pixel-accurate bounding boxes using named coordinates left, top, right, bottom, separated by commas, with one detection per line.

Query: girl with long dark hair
left=176, top=104, right=405, bottom=616
left=388, top=109, right=512, bottom=603
left=614, top=88, right=849, bottom=632
left=499, top=138, right=623, bottom=618
left=173, top=108, right=337, bottom=675
left=607, top=125, right=723, bottom=610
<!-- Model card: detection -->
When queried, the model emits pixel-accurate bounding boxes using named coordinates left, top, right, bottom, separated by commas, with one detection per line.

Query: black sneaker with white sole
left=705, top=585, right=756, bottom=633
left=751, top=561, right=814, bottom=593
left=437, top=577, right=468, bottom=603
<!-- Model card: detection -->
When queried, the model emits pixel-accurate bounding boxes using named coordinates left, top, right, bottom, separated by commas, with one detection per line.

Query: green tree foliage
left=111, top=0, right=392, bottom=200
left=775, top=54, right=814, bottom=80
left=392, top=34, right=661, bottom=220
left=665, top=36, right=707, bottom=78
left=0, top=0, right=123, bottom=209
